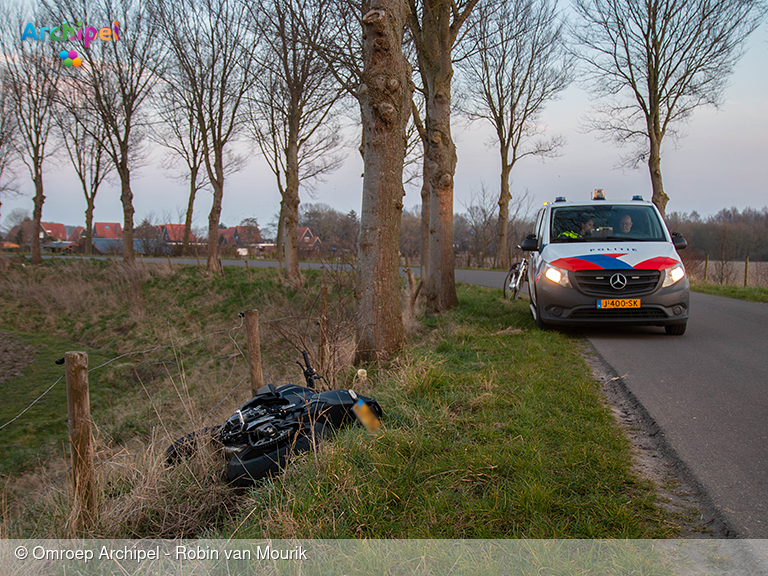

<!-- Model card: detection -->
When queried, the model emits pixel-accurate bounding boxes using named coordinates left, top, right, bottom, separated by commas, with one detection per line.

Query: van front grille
left=573, top=269, right=660, bottom=297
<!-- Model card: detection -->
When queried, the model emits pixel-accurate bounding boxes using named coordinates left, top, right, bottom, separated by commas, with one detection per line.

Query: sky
left=1, top=21, right=767, bottom=235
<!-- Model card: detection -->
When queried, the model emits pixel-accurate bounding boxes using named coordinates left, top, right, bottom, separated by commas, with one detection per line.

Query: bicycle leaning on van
left=503, top=249, right=529, bottom=302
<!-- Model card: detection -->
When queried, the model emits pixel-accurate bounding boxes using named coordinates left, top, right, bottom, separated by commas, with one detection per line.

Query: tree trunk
left=354, top=0, right=411, bottom=363
left=282, top=120, right=302, bottom=285
left=276, top=200, right=285, bottom=272
left=118, top=163, right=135, bottom=264
left=411, top=99, right=429, bottom=280
left=419, top=153, right=430, bottom=280
left=496, top=160, right=512, bottom=268
left=648, top=135, right=668, bottom=218
left=423, top=67, right=459, bottom=312
left=207, top=179, right=223, bottom=272
left=206, top=148, right=226, bottom=273
left=84, top=198, right=94, bottom=256
left=182, top=167, right=198, bottom=255
left=31, top=170, right=44, bottom=265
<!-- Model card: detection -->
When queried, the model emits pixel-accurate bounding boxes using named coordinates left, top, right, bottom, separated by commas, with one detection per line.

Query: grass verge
left=690, top=280, right=768, bottom=303
left=222, top=286, right=672, bottom=539
left=1, top=260, right=673, bottom=538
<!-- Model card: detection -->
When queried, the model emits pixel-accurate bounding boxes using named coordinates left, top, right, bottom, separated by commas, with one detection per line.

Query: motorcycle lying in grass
left=166, top=351, right=383, bottom=486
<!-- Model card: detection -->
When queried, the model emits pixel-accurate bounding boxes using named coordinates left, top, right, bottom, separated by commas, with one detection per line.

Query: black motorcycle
left=166, top=351, right=382, bottom=486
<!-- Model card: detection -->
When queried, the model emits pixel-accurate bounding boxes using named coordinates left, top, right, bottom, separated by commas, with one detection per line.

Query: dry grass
left=0, top=259, right=361, bottom=538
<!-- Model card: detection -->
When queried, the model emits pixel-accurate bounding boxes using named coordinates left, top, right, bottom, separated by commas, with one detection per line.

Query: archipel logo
left=60, top=49, right=81, bottom=68
left=22, top=20, right=120, bottom=69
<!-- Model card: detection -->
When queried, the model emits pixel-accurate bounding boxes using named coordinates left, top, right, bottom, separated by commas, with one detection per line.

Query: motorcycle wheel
left=247, top=427, right=293, bottom=451
left=165, top=426, right=222, bottom=463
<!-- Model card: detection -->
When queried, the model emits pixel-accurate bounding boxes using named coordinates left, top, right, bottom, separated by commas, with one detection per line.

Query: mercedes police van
left=520, top=190, right=690, bottom=335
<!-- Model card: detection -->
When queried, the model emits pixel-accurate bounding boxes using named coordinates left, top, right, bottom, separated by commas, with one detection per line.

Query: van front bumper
left=534, top=276, right=690, bottom=327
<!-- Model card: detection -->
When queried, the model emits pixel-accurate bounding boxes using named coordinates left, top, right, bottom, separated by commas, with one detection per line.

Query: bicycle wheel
left=503, top=267, right=519, bottom=301
left=511, top=263, right=526, bottom=301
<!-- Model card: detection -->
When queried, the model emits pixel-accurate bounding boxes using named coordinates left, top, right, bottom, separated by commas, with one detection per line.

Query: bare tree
left=1, top=2, right=61, bottom=265
left=460, top=185, right=499, bottom=268
left=0, top=74, right=16, bottom=219
left=408, top=0, right=479, bottom=313
left=150, top=0, right=257, bottom=273
left=45, top=0, right=164, bottom=263
left=572, top=0, right=767, bottom=217
left=354, top=0, right=412, bottom=362
left=248, top=0, right=345, bottom=286
left=1, top=208, right=29, bottom=237
left=459, top=0, right=570, bottom=268
left=55, top=85, right=114, bottom=255
left=150, top=79, right=207, bottom=254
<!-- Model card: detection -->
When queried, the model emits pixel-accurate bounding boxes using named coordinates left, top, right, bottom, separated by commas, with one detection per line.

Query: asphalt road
left=582, top=292, right=768, bottom=538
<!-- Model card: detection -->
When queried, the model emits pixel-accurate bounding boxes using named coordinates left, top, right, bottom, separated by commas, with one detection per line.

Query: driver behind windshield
left=618, top=213, right=633, bottom=234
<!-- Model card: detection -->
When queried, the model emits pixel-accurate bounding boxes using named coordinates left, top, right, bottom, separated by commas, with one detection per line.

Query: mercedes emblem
left=610, top=273, right=628, bottom=290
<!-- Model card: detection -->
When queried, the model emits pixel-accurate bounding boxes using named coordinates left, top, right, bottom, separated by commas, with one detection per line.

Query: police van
left=520, top=190, right=690, bottom=335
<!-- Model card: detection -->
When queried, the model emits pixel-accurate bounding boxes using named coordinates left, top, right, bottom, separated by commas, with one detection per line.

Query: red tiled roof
left=218, top=227, right=237, bottom=246
left=93, top=222, right=122, bottom=239
left=159, top=224, right=195, bottom=243
left=69, top=226, right=85, bottom=242
left=41, top=222, right=68, bottom=241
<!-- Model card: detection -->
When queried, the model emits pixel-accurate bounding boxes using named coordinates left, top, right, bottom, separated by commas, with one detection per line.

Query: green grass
left=221, top=285, right=671, bottom=539
left=1, top=260, right=674, bottom=539
left=0, top=332, right=114, bottom=476
left=691, top=280, right=768, bottom=303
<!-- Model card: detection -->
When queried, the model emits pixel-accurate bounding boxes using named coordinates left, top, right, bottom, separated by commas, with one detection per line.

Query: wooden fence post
left=65, top=351, right=95, bottom=533
left=245, top=310, right=264, bottom=395
left=704, top=254, right=709, bottom=282
left=246, top=259, right=252, bottom=281
left=745, top=255, right=749, bottom=287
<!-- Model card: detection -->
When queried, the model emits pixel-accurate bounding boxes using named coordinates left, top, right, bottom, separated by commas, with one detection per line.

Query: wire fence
left=0, top=308, right=322, bottom=536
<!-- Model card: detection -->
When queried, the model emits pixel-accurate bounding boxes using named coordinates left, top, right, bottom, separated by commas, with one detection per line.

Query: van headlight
left=662, top=264, right=686, bottom=287
left=543, top=263, right=572, bottom=288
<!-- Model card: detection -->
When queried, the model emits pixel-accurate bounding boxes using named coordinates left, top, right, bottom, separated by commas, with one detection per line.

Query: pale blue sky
left=2, top=22, right=767, bottom=233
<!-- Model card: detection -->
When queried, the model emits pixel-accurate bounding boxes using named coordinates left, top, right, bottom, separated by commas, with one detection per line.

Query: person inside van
left=618, top=213, right=633, bottom=234
left=559, top=216, right=594, bottom=239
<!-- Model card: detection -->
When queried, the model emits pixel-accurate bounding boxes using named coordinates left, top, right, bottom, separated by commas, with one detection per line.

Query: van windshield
left=550, top=205, right=666, bottom=243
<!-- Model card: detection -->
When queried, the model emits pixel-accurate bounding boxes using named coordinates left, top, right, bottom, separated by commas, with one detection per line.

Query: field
left=0, top=258, right=687, bottom=539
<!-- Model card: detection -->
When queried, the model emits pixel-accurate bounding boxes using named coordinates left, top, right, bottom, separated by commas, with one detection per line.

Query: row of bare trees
left=1, top=0, right=765, bottom=361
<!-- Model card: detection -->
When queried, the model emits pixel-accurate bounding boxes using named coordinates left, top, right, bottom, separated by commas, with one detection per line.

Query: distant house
left=68, top=226, right=85, bottom=242
left=67, top=223, right=123, bottom=242
left=217, top=227, right=238, bottom=247
left=4, top=222, right=35, bottom=245
left=218, top=226, right=264, bottom=255
left=5, top=221, right=68, bottom=245
left=93, top=222, right=122, bottom=239
left=158, top=224, right=196, bottom=245
left=297, top=227, right=321, bottom=251
left=41, top=222, right=68, bottom=241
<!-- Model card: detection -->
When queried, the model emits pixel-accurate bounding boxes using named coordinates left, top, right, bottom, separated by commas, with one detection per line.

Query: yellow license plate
left=598, top=298, right=640, bottom=309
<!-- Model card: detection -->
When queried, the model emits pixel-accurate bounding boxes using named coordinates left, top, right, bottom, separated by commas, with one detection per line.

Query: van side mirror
left=520, top=237, right=538, bottom=252
left=671, top=232, right=687, bottom=250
